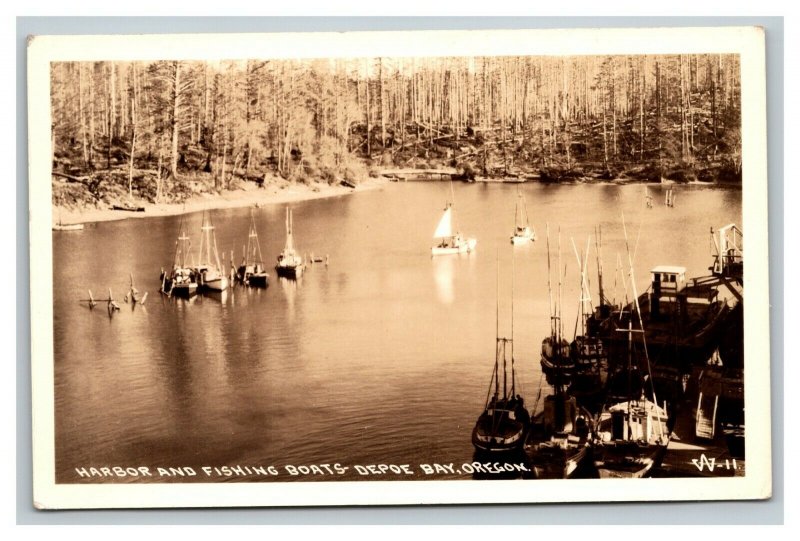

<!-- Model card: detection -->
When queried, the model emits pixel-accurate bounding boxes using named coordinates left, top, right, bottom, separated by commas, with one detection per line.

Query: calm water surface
left=53, top=181, right=741, bottom=482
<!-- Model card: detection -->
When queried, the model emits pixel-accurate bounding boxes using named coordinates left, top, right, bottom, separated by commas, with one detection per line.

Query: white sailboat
left=510, top=189, right=535, bottom=244
left=276, top=207, right=305, bottom=278
left=195, top=213, right=229, bottom=292
left=431, top=185, right=476, bottom=256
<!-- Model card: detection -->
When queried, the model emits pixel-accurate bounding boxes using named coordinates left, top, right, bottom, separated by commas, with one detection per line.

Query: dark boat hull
left=529, top=444, right=590, bottom=479
left=593, top=442, right=667, bottom=478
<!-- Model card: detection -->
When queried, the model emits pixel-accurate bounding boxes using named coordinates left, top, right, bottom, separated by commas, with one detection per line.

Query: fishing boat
left=472, top=258, right=530, bottom=453
left=510, top=189, right=535, bottom=244
left=525, top=392, right=594, bottom=479
left=275, top=207, right=304, bottom=279
left=237, top=210, right=269, bottom=287
left=592, top=225, right=670, bottom=479
left=195, top=213, right=229, bottom=292
left=540, top=225, right=575, bottom=385
left=160, top=219, right=198, bottom=298
left=431, top=184, right=476, bottom=256
left=568, top=235, right=607, bottom=408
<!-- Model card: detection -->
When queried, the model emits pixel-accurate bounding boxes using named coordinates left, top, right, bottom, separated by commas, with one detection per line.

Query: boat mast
left=495, top=254, right=500, bottom=399
left=546, top=223, right=554, bottom=337
left=510, top=247, right=515, bottom=397
left=621, top=213, right=665, bottom=439
left=596, top=225, right=605, bottom=307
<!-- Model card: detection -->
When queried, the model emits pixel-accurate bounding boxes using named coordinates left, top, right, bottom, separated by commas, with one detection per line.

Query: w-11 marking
left=691, top=453, right=739, bottom=472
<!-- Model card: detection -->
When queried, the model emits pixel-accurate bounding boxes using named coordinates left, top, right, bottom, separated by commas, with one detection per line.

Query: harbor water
left=52, top=181, right=742, bottom=482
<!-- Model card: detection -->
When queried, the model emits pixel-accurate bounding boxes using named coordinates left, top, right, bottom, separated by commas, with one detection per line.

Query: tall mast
left=596, top=225, right=605, bottom=307
left=546, top=223, right=554, bottom=336
left=495, top=253, right=500, bottom=399
left=511, top=247, right=515, bottom=396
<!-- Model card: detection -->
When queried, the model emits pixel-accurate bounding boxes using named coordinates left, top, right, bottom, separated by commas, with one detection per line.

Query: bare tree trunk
left=78, top=63, right=89, bottom=168
left=128, top=63, right=137, bottom=200
left=170, top=61, right=181, bottom=180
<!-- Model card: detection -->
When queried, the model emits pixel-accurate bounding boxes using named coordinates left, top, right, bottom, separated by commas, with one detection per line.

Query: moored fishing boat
left=472, top=257, right=530, bottom=453
left=540, top=225, right=575, bottom=385
left=237, top=210, right=269, bottom=288
left=195, top=213, right=229, bottom=292
left=160, top=218, right=198, bottom=298
left=592, top=221, right=670, bottom=478
left=525, top=393, right=593, bottom=479
left=276, top=207, right=305, bottom=279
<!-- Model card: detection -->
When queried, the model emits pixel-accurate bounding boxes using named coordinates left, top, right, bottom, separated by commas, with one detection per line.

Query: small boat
left=510, top=189, right=535, bottom=244
left=431, top=183, right=476, bottom=256
left=53, top=222, right=84, bottom=231
left=160, top=219, right=198, bottom=298
left=525, top=393, right=593, bottom=479
left=276, top=207, right=305, bottom=279
left=195, top=213, right=229, bottom=292
left=237, top=210, right=269, bottom=288
left=472, top=258, right=530, bottom=453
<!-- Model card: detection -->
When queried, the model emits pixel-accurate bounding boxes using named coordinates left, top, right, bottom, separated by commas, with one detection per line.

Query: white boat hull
left=511, top=234, right=534, bottom=245
left=431, top=238, right=477, bottom=256
left=202, top=276, right=228, bottom=292
left=53, top=223, right=84, bottom=231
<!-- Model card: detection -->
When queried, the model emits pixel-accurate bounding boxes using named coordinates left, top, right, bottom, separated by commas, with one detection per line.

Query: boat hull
left=247, top=272, right=269, bottom=287
left=169, top=282, right=198, bottom=298
left=529, top=444, right=590, bottom=479
left=510, top=234, right=534, bottom=245
left=276, top=264, right=304, bottom=279
left=431, top=238, right=477, bottom=256
left=53, top=223, right=84, bottom=231
left=593, top=443, right=667, bottom=479
left=201, top=276, right=229, bottom=292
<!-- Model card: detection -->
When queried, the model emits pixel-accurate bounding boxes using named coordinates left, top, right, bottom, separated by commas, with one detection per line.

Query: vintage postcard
left=28, top=26, right=771, bottom=508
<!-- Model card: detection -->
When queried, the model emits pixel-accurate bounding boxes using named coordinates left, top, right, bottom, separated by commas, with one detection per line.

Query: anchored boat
left=276, top=207, right=305, bottom=279
left=237, top=210, right=269, bottom=287
left=592, top=222, right=670, bottom=479
left=472, top=257, right=530, bottom=453
left=510, top=189, right=535, bottom=244
left=195, top=213, right=229, bottom=292
left=160, top=218, right=198, bottom=298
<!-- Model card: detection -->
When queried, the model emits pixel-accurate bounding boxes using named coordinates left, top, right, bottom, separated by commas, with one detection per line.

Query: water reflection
left=432, top=256, right=455, bottom=304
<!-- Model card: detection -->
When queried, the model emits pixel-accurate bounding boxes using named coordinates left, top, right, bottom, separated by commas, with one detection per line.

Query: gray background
left=17, top=16, right=784, bottom=525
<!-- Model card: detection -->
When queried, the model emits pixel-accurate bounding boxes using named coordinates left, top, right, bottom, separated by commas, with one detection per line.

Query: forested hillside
left=50, top=54, right=741, bottom=209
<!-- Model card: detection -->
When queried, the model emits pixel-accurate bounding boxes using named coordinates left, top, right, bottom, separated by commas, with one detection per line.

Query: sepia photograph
left=27, top=26, right=771, bottom=508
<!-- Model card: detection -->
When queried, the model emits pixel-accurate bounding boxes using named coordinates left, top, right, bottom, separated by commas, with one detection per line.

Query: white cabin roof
left=651, top=265, right=686, bottom=275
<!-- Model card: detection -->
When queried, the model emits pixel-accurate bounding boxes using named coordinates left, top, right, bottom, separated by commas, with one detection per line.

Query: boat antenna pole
left=557, top=227, right=564, bottom=342
left=596, top=225, right=605, bottom=307
left=622, top=213, right=663, bottom=437
left=495, top=250, right=500, bottom=400
left=546, top=223, right=554, bottom=336
left=511, top=246, right=515, bottom=397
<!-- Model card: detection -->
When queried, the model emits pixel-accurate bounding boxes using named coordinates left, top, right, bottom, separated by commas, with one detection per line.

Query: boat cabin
left=649, top=265, right=686, bottom=319
left=651, top=266, right=686, bottom=292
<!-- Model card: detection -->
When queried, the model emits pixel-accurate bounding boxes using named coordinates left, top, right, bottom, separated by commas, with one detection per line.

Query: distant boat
left=53, top=204, right=84, bottom=231
left=53, top=222, right=84, bottom=231
left=510, top=189, right=535, bottom=244
left=431, top=184, right=476, bottom=255
left=161, top=219, right=198, bottom=298
left=237, top=210, right=269, bottom=288
left=276, top=207, right=305, bottom=279
left=195, top=213, right=229, bottom=292
left=472, top=257, right=530, bottom=453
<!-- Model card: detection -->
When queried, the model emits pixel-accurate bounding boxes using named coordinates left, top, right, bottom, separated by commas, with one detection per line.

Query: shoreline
left=52, top=177, right=389, bottom=227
